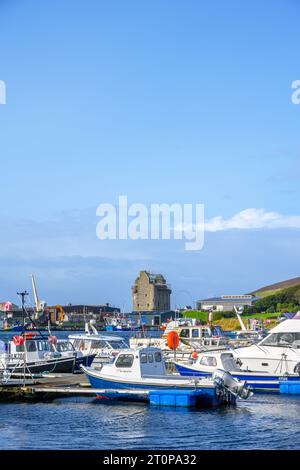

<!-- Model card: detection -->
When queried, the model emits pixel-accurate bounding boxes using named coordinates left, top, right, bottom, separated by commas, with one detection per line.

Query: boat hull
left=74, top=354, right=96, bottom=372
left=4, top=356, right=75, bottom=375
left=175, top=363, right=300, bottom=392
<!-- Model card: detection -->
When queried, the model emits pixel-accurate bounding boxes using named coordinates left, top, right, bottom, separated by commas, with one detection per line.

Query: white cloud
left=205, top=208, right=300, bottom=232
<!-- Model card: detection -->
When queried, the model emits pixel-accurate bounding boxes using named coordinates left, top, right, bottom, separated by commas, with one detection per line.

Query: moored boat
left=233, top=319, right=300, bottom=375
left=130, top=319, right=228, bottom=357
left=0, top=332, right=76, bottom=376
left=81, top=346, right=252, bottom=407
left=174, top=350, right=300, bottom=392
left=69, top=322, right=128, bottom=366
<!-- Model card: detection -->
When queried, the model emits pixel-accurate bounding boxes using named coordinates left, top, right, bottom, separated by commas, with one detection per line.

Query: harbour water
left=0, top=331, right=300, bottom=450
left=0, top=394, right=299, bottom=450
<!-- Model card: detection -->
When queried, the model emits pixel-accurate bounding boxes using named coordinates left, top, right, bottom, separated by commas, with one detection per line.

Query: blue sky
left=0, top=0, right=300, bottom=309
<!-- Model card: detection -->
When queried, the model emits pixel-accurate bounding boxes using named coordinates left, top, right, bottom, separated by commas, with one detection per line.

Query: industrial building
left=60, top=304, right=120, bottom=323
left=129, top=310, right=180, bottom=327
left=197, top=295, right=257, bottom=312
left=132, top=271, right=172, bottom=312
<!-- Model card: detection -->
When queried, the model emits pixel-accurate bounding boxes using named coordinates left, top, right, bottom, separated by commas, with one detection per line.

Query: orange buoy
left=191, top=351, right=198, bottom=360
left=167, top=331, right=180, bottom=350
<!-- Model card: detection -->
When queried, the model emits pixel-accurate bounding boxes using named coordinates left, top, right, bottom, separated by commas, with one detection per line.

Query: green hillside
left=252, top=277, right=300, bottom=298
left=249, top=283, right=300, bottom=314
left=182, top=277, right=300, bottom=331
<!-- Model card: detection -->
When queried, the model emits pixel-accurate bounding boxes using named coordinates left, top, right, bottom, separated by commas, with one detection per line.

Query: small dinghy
left=81, top=346, right=252, bottom=407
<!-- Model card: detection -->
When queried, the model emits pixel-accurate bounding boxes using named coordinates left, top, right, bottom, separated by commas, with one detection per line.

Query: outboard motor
left=213, top=369, right=253, bottom=400
left=294, top=363, right=300, bottom=376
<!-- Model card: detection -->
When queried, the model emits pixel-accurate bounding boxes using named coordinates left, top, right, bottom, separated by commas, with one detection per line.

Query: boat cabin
left=98, top=347, right=167, bottom=379
left=192, top=351, right=240, bottom=372
left=69, top=333, right=128, bottom=360
left=6, top=334, right=62, bottom=363
left=164, top=320, right=224, bottom=342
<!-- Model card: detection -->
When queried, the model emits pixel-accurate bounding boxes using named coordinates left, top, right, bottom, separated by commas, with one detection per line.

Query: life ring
left=13, top=335, right=24, bottom=347
left=167, top=331, right=180, bottom=350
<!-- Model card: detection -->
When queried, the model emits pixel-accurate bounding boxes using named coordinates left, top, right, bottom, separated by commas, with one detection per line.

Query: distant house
left=0, top=302, right=22, bottom=321
left=0, top=302, right=20, bottom=312
left=197, top=295, right=258, bottom=312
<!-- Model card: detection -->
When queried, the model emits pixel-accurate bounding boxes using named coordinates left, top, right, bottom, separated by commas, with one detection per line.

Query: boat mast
left=31, top=274, right=41, bottom=319
left=17, top=290, right=29, bottom=330
left=17, top=290, right=29, bottom=385
left=234, top=306, right=247, bottom=331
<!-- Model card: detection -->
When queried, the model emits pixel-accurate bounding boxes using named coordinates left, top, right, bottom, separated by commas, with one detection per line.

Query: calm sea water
left=0, top=330, right=299, bottom=450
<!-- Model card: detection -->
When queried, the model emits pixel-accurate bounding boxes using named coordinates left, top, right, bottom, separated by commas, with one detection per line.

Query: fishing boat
left=104, top=313, right=133, bottom=331
left=174, top=350, right=300, bottom=392
left=69, top=321, right=128, bottom=365
left=130, top=318, right=228, bottom=356
left=51, top=338, right=96, bottom=371
left=81, top=346, right=252, bottom=406
left=0, top=333, right=76, bottom=375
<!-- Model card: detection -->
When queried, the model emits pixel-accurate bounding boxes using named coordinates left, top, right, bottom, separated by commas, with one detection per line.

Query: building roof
left=199, top=295, right=259, bottom=303
left=134, top=271, right=171, bottom=288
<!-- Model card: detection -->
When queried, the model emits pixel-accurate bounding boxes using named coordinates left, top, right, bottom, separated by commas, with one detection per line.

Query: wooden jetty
left=0, top=373, right=150, bottom=402
left=0, top=373, right=204, bottom=407
left=0, top=374, right=90, bottom=401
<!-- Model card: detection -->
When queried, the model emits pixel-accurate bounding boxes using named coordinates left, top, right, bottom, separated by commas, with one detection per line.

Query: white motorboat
left=233, top=319, right=300, bottom=375
left=69, top=322, right=128, bottom=366
left=52, top=338, right=96, bottom=371
left=174, top=349, right=300, bottom=392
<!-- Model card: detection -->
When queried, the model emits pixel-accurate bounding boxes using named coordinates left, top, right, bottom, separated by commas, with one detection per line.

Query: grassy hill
left=250, top=283, right=300, bottom=314
left=183, top=310, right=282, bottom=331
left=252, top=277, right=300, bottom=298
left=182, top=277, right=300, bottom=331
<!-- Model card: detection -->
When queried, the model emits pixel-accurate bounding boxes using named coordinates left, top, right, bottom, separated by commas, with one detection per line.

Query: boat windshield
left=203, top=337, right=227, bottom=346
left=37, top=340, right=50, bottom=352
left=73, top=339, right=127, bottom=350
left=56, top=341, right=74, bottom=352
left=221, top=353, right=240, bottom=371
left=108, top=340, right=127, bottom=350
left=260, top=332, right=300, bottom=348
left=115, top=354, right=134, bottom=368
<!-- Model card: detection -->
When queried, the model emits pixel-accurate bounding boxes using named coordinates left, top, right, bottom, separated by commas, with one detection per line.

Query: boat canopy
left=69, top=334, right=124, bottom=342
left=269, top=319, right=300, bottom=334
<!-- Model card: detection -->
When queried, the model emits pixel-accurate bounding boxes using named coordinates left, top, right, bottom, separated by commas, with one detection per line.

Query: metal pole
left=17, top=291, right=29, bottom=386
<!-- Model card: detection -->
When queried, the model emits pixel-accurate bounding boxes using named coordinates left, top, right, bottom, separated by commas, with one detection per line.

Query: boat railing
left=0, top=354, right=35, bottom=383
left=0, top=352, right=25, bottom=362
